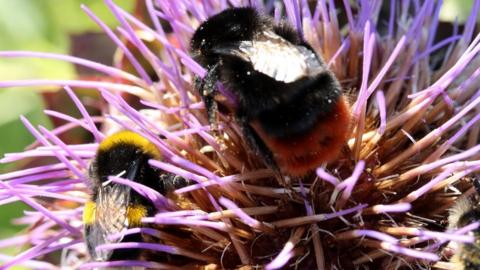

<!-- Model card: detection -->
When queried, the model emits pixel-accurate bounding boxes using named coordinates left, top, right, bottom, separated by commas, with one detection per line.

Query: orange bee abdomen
left=252, top=96, right=351, bottom=176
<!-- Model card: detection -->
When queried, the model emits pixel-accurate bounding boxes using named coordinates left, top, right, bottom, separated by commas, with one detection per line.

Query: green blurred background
left=0, top=0, right=477, bottom=268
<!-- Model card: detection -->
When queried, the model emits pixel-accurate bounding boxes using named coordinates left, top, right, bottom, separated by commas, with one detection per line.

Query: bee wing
left=214, top=31, right=320, bottom=83
left=87, top=185, right=130, bottom=261
left=96, top=185, right=131, bottom=235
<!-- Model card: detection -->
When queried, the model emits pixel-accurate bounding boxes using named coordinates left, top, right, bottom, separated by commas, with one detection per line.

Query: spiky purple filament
left=0, top=0, right=479, bottom=269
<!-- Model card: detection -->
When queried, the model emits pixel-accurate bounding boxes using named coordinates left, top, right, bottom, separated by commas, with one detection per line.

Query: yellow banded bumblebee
left=83, top=131, right=188, bottom=262
left=190, top=7, right=351, bottom=177
left=448, top=178, right=480, bottom=270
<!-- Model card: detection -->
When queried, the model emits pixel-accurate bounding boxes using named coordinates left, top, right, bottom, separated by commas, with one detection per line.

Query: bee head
left=88, top=131, right=162, bottom=188
left=190, top=7, right=264, bottom=58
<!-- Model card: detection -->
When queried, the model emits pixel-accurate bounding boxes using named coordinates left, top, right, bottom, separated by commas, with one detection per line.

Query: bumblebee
left=83, top=131, right=188, bottom=262
left=448, top=178, right=480, bottom=270
left=190, top=7, right=351, bottom=177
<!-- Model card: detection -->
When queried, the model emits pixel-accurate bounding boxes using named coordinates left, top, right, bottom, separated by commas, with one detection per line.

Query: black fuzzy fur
left=191, top=7, right=342, bottom=166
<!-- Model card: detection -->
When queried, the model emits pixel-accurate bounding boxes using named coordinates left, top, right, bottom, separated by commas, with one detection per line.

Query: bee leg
left=237, top=116, right=281, bottom=176
left=196, top=63, right=225, bottom=145
left=194, top=75, right=217, bottom=126
left=195, top=63, right=220, bottom=128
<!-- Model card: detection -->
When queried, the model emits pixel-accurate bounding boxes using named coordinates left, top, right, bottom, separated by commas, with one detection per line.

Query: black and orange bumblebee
left=190, top=7, right=351, bottom=177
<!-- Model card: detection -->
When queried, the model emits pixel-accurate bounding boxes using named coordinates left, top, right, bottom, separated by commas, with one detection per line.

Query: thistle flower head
left=1, top=0, right=480, bottom=269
